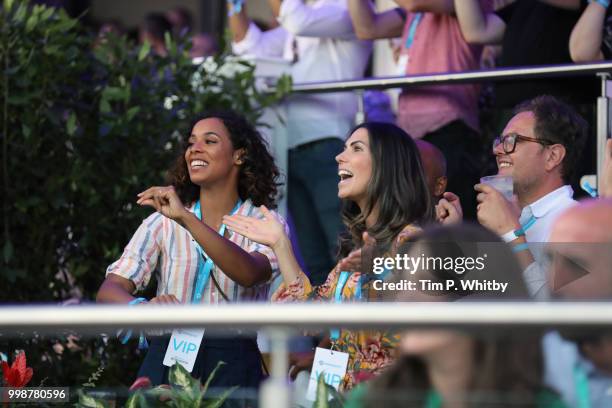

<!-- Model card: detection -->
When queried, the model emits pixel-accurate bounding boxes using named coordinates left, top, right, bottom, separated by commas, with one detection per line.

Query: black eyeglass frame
left=493, top=132, right=556, bottom=154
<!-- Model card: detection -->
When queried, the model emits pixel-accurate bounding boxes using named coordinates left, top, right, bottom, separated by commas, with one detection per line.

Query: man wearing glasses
left=475, top=95, right=588, bottom=299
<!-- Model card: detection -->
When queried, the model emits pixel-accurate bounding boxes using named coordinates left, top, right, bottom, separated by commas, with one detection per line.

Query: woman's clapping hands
left=223, top=205, right=287, bottom=250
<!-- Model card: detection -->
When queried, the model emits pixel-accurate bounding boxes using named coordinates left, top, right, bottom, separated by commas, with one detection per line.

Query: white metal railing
left=3, top=302, right=612, bottom=407
left=2, top=303, right=612, bottom=407
left=265, top=63, right=612, bottom=214
left=2, top=302, right=612, bottom=331
left=282, top=62, right=612, bottom=93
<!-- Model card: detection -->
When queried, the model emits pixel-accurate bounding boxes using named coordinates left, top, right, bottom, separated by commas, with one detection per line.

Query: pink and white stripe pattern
left=106, top=199, right=285, bottom=304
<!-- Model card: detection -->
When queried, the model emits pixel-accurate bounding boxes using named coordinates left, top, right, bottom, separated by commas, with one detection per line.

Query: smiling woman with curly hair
left=167, top=110, right=280, bottom=208
left=97, top=109, right=285, bottom=402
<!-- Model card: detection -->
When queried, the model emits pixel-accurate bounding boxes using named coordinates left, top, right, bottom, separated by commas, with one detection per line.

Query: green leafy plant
left=77, top=362, right=237, bottom=408
left=83, top=365, right=105, bottom=388
left=0, top=0, right=289, bottom=302
left=312, top=373, right=346, bottom=408
left=0, top=0, right=289, bottom=391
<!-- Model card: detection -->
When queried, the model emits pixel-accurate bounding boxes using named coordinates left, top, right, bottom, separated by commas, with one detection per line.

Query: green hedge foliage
left=0, top=0, right=290, bottom=302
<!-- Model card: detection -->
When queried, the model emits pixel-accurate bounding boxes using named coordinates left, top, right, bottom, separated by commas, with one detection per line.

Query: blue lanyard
left=330, top=271, right=361, bottom=341
left=574, top=364, right=591, bottom=408
left=334, top=271, right=361, bottom=303
left=191, top=199, right=242, bottom=303
left=425, top=391, right=442, bottom=408
left=520, top=215, right=537, bottom=234
left=404, top=13, right=423, bottom=50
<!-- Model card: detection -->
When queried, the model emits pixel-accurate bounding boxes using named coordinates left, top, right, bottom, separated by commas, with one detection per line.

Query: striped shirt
left=106, top=199, right=287, bottom=304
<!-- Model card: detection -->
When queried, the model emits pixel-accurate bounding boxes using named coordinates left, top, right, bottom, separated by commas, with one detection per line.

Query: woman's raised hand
left=223, top=205, right=286, bottom=249
left=137, top=186, right=188, bottom=222
left=337, top=247, right=362, bottom=272
left=337, top=232, right=376, bottom=272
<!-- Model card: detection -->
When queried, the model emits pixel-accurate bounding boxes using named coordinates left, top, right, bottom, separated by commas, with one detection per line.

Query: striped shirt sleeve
left=106, top=212, right=164, bottom=291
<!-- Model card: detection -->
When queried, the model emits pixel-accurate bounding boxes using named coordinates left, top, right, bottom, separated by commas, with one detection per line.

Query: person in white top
left=474, top=95, right=588, bottom=299
left=228, top=0, right=372, bottom=285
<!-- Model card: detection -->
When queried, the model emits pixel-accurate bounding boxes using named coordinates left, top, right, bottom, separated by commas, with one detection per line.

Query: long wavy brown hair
left=166, top=110, right=281, bottom=208
left=339, top=122, right=434, bottom=257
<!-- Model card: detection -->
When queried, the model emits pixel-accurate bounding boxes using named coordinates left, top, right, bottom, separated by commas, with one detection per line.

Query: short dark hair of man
left=513, top=95, right=588, bottom=184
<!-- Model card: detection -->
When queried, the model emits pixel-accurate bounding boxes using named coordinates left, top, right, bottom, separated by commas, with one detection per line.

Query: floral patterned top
left=272, top=224, right=421, bottom=390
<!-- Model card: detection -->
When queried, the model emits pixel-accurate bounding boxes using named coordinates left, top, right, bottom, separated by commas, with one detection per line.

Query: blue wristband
left=512, top=243, right=530, bottom=253
left=119, top=298, right=149, bottom=349
left=589, top=0, right=610, bottom=9
left=227, top=0, right=245, bottom=16
left=128, top=297, right=147, bottom=305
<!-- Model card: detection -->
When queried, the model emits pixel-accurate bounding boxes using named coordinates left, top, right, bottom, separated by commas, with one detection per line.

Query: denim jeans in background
left=288, top=138, right=345, bottom=286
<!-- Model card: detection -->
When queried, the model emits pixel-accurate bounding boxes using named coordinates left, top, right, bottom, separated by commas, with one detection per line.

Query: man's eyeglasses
left=492, top=133, right=555, bottom=154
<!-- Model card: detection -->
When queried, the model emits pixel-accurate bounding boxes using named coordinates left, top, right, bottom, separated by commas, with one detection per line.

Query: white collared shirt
left=520, top=185, right=576, bottom=299
left=232, top=0, right=372, bottom=148
left=522, top=185, right=576, bottom=244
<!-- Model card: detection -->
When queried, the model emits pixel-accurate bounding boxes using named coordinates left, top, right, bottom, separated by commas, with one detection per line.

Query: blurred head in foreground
left=547, top=198, right=612, bottom=300
left=359, top=225, right=553, bottom=407
left=547, top=199, right=612, bottom=377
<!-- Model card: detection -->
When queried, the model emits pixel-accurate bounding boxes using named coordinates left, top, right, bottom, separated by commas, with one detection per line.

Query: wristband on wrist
left=589, top=0, right=610, bottom=9
left=501, top=229, right=519, bottom=243
left=512, top=242, right=530, bottom=253
left=119, top=297, right=149, bottom=349
left=227, top=0, right=245, bottom=16
left=501, top=227, right=526, bottom=243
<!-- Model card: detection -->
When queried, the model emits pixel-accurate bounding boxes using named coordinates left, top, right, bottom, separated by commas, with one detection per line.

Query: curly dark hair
left=513, top=95, right=588, bottom=184
left=166, top=110, right=281, bottom=208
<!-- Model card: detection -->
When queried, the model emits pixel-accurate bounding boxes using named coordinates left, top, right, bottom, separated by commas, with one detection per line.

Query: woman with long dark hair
left=223, top=122, right=434, bottom=389
left=97, top=110, right=284, bottom=397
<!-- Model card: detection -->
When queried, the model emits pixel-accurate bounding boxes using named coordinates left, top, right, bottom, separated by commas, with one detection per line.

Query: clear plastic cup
left=480, top=175, right=514, bottom=201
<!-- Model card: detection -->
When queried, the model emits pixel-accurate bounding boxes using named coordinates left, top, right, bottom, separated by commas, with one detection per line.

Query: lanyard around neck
left=521, top=215, right=537, bottom=232
left=191, top=199, right=242, bottom=303
left=425, top=390, right=442, bottom=408
left=330, top=271, right=362, bottom=341
left=404, top=13, right=423, bottom=49
left=513, top=213, right=537, bottom=239
left=574, top=364, right=591, bottom=408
